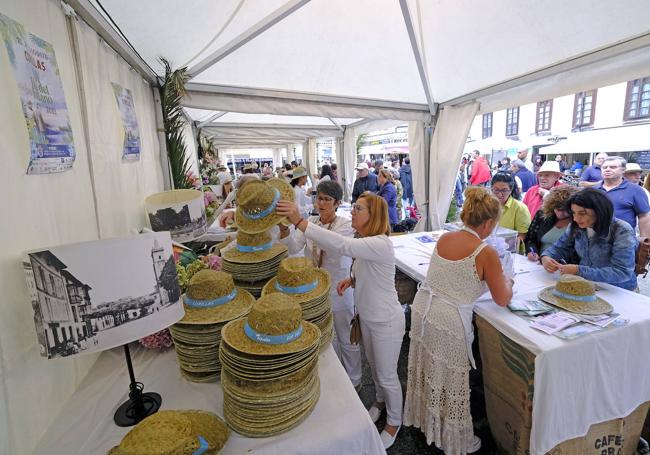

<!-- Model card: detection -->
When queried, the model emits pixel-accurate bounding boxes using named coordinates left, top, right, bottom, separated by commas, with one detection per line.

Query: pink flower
left=204, top=191, right=217, bottom=206
left=203, top=254, right=222, bottom=271
left=139, top=329, right=174, bottom=350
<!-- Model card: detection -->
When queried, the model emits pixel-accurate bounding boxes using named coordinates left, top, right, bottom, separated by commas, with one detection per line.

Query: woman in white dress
left=281, top=180, right=362, bottom=388
left=403, top=187, right=514, bottom=454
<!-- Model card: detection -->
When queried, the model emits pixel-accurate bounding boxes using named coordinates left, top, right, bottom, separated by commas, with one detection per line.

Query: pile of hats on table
left=169, top=270, right=255, bottom=382
left=219, top=293, right=321, bottom=437
left=221, top=178, right=294, bottom=297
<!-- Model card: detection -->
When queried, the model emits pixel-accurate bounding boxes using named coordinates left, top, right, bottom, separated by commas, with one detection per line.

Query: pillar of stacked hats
left=263, top=257, right=333, bottom=352
left=219, top=293, right=321, bottom=437
left=169, top=270, right=255, bottom=382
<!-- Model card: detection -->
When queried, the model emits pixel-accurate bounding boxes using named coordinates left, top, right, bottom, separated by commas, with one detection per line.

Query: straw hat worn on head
left=262, top=257, right=331, bottom=303
left=107, top=410, right=229, bottom=455
left=537, top=161, right=562, bottom=174
left=222, top=229, right=288, bottom=263
left=625, top=163, right=643, bottom=174
left=538, top=275, right=613, bottom=315
left=355, top=162, right=369, bottom=171
left=181, top=270, right=255, bottom=324
left=235, top=178, right=294, bottom=233
left=291, top=166, right=308, bottom=180
left=221, top=293, right=320, bottom=356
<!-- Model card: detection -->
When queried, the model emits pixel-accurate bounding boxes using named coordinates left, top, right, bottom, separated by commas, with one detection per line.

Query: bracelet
left=294, top=219, right=304, bottom=229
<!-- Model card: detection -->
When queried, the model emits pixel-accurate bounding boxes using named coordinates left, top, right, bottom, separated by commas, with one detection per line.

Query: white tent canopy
left=540, top=124, right=650, bottom=155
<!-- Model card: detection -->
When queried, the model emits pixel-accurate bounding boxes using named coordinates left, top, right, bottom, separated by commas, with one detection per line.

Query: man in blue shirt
left=580, top=152, right=608, bottom=187
left=596, top=156, right=650, bottom=236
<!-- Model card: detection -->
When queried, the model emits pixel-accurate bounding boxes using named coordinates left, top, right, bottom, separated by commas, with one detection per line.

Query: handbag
left=636, top=236, right=650, bottom=277
left=349, top=312, right=361, bottom=345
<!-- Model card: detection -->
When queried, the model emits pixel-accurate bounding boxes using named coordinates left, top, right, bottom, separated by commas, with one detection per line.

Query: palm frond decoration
left=159, top=58, right=192, bottom=189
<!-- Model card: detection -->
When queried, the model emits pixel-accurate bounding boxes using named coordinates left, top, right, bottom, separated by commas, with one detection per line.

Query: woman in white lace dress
left=403, top=187, right=514, bottom=454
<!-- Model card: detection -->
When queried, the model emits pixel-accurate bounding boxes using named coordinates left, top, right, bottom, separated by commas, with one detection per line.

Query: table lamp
left=22, top=232, right=184, bottom=426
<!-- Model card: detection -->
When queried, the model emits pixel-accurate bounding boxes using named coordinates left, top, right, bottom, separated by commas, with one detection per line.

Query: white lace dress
left=403, top=242, right=488, bottom=454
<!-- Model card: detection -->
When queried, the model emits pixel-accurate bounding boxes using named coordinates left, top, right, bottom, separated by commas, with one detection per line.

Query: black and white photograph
left=23, top=232, right=184, bottom=359
left=145, top=189, right=207, bottom=243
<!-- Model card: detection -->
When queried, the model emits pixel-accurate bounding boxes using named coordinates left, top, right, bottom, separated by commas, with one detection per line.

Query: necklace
left=460, top=225, right=481, bottom=239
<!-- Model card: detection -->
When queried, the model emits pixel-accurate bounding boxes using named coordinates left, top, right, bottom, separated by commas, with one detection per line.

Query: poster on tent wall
left=22, top=232, right=184, bottom=359
left=111, top=82, right=141, bottom=161
left=0, top=13, right=75, bottom=174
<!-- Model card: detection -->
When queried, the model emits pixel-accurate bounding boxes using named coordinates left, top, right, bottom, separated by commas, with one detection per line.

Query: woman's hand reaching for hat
left=337, top=278, right=352, bottom=296
left=218, top=210, right=236, bottom=228
left=276, top=200, right=302, bottom=225
left=557, top=263, right=579, bottom=275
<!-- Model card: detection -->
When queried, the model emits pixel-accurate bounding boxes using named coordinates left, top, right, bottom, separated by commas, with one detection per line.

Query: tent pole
left=197, top=112, right=227, bottom=128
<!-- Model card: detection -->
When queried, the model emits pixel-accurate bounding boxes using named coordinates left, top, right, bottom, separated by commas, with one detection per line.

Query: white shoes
left=368, top=403, right=385, bottom=423
left=468, top=435, right=482, bottom=453
left=380, top=426, right=400, bottom=450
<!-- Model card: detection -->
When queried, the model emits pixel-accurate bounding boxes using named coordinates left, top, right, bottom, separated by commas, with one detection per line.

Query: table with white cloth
left=34, top=344, right=385, bottom=455
left=391, top=231, right=650, bottom=455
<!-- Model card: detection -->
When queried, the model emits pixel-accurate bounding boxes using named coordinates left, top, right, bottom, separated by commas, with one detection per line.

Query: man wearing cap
left=596, top=156, right=650, bottom=236
left=352, top=162, right=379, bottom=203
left=516, top=148, right=534, bottom=172
left=522, top=161, right=564, bottom=217
left=623, top=163, right=650, bottom=203
left=580, top=152, right=608, bottom=187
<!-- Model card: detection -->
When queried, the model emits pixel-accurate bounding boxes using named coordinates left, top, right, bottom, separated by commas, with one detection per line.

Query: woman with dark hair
left=312, top=164, right=334, bottom=188
left=331, top=163, right=338, bottom=182
left=490, top=172, right=530, bottom=243
left=525, top=185, right=580, bottom=261
left=541, top=188, right=637, bottom=290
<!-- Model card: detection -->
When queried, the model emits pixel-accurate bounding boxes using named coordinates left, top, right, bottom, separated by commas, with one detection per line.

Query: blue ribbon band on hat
left=236, top=241, right=273, bottom=253
left=192, top=436, right=209, bottom=455
left=275, top=279, right=318, bottom=294
left=185, top=289, right=238, bottom=308
left=241, top=188, right=280, bottom=220
left=244, top=322, right=303, bottom=345
left=551, top=289, right=596, bottom=302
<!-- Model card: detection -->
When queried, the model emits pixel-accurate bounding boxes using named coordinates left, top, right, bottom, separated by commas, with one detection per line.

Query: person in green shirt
left=490, top=172, right=531, bottom=247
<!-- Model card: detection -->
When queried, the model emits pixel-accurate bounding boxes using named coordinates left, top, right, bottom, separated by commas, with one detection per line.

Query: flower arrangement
left=185, top=170, right=202, bottom=189
left=200, top=162, right=220, bottom=185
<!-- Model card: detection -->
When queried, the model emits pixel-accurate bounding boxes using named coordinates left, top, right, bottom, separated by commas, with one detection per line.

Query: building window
left=482, top=113, right=493, bottom=138
left=536, top=100, right=553, bottom=132
left=573, top=90, right=597, bottom=129
left=505, top=107, right=519, bottom=136
left=624, top=77, right=650, bottom=121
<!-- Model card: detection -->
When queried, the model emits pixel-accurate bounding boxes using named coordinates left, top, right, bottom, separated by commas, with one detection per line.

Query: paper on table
left=530, top=312, right=580, bottom=335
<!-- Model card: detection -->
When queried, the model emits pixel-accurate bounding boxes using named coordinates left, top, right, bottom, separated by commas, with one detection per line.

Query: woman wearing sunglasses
left=491, top=171, right=531, bottom=244
left=277, top=192, right=405, bottom=450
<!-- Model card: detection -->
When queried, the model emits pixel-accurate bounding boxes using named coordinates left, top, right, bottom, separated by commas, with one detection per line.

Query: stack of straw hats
left=219, top=293, right=321, bottom=437
left=107, top=410, right=229, bottom=454
left=169, top=270, right=255, bottom=382
left=221, top=230, right=288, bottom=298
left=262, top=257, right=333, bottom=352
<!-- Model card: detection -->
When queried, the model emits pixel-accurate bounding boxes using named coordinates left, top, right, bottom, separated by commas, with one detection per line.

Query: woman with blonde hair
left=403, top=187, right=513, bottom=454
left=277, top=192, right=405, bottom=449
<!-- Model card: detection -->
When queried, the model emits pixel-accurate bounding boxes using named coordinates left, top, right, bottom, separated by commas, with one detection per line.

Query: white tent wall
left=306, top=137, right=317, bottom=176
left=342, top=127, right=357, bottom=201
left=0, top=1, right=166, bottom=453
left=182, top=122, right=200, bottom=178
left=409, top=121, right=427, bottom=231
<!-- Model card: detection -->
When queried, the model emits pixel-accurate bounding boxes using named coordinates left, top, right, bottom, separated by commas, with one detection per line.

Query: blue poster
left=111, top=82, right=141, bottom=161
left=0, top=13, right=75, bottom=174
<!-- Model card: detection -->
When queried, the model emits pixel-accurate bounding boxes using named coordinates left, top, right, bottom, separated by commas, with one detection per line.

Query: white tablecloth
left=392, top=232, right=650, bottom=455
left=34, top=345, right=385, bottom=455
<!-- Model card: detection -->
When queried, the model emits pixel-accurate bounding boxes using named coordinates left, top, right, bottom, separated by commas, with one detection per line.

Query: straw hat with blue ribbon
left=538, top=275, right=612, bottom=315
left=222, top=229, right=288, bottom=264
left=235, top=178, right=294, bottom=234
left=107, top=410, right=229, bottom=455
left=262, top=257, right=330, bottom=306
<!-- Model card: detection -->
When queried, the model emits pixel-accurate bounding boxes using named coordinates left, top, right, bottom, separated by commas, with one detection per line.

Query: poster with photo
left=23, top=232, right=184, bottom=359
left=111, top=82, right=141, bottom=161
left=0, top=13, right=75, bottom=174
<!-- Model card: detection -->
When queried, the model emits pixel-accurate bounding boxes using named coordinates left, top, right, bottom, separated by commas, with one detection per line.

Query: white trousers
left=360, top=315, right=406, bottom=427
left=331, top=306, right=362, bottom=386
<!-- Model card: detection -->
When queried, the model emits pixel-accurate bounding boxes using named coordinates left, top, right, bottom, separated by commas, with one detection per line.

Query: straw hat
left=538, top=275, right=612, bottom=315
left=537, top=161, right=562, bottom=174
left=222, top=230, right=288, bottom=264
left=291, top=166, right=308, bottom=180
left=624, top=162, right=643, bottom=174
left=180, top=270, right=255, bottom=324
left=221, top=293, right=320, bottom=356
left=262, top=257, right=330, bottom=304
left=107, top=410, right=229, bottom=455
left=235, top=178, right=294, bottom=233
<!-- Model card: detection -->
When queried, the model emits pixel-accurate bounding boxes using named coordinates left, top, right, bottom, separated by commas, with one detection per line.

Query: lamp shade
left=145, top=189, right=207, bottom=242
left=23, top=232, right=184, bottom=359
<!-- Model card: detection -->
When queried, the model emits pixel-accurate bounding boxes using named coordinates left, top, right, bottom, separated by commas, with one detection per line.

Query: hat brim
left=179, top=288, right=255, bottom=325
left=222, top=243, right=288, bottom=264
left=261, top=269, right=331, bottom=304
left=221, top=319, right=320, bottom=356
left=235, top=179, right=295, bottom=234
left=538, top=287, right=613, bottom=315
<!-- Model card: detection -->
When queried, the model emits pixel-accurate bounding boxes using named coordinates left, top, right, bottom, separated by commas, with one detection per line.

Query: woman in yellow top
left=490, top=171, right=531, bottom=243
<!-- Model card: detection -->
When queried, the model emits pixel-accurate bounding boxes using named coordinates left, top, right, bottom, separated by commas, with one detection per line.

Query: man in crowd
left=555, top=154, right=568, bottom=172
left=580, top=152, right=608, bottom=187
left=517, top=148, right=534, bottom=172
left=352, top=162, right=379, bottom=203
left=511, top=159, right=536, bottom=193
left=400, top=157, right=414, bottom=208
left=596, top=156, right=650, bottom=236
left=373, top=159, right=384, bottom=175
left=469, top=150, right=491, bottom=186
left=624, top=163, right=650, bottom=203
left=522, top=161, right=564, bottom=217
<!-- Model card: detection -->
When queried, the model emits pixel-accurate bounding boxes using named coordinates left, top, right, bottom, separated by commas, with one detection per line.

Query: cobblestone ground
left=354, top=278, right=650, bottom=454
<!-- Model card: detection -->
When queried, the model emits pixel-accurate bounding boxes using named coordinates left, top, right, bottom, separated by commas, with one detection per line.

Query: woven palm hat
left=222, top=229, right=288, bottom=264
left=291, top=166, right=308, bottom=180
left=235, top=178, right=294, bottom=233
left=221, top=293, right=320, bottom=356
left=262, top=257, right=331, bottom=304
left=538, top=275, right=612, bottom=315
left=107, top=410, right=229, bottom=455
left=180, top=270, right=254, bottom=325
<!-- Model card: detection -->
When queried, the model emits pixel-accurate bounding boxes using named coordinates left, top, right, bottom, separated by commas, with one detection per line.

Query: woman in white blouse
left=277, top=192, right=405, bottom=450
left=290, top=166, right=313, bottom=218
left=282, top=180, right=362, bottom=389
